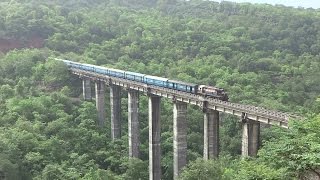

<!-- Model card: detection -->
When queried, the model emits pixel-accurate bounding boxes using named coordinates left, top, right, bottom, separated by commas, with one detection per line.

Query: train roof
left=169, top=79, right=198, bottom=86
left=96, top=66, right=125, bottom=73
left=144, top=75, right=168, bottom=81
left=125, top=71, right=145, bottom=76
left=82, top=63, right=95, bottom=67
left=107, top=68, right=126, bottom=73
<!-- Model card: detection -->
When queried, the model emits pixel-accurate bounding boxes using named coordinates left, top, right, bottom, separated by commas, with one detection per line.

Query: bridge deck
left=70, top=68, right=301, bottom=128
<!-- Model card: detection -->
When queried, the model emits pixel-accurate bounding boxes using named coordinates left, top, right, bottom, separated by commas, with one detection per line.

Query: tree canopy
left=0, top=0, right=319, bottom=179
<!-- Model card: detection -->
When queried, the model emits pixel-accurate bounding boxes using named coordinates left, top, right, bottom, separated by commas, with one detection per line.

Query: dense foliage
left=0, top=0, right=319, bottom=179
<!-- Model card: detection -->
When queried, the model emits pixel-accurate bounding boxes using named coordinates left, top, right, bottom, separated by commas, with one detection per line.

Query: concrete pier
left=110, top=85, right=121, bottom=139
left=95, top=81, right=105, bottom=127
left=241, top=119, right=260, bottom=157
left=149, top=95, right=161, bottom=180
left=128, top=89, right=140, bottom=158
left=173, top=101, right=187, bottom=180
left=203, top=110, right=219, bottom=160
left=82, top=78, right=92, bottom=100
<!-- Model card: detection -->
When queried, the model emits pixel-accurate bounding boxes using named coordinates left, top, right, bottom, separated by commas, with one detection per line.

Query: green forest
left=0, top=0, right=319, bottom=179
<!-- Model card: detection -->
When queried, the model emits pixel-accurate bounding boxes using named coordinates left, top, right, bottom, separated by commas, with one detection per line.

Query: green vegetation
left=0, top=0, right=319, bottom=179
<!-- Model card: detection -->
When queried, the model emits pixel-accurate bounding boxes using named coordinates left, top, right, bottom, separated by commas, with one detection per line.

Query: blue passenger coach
left=169, top=80, right=198, bottom=94
left=144, top=75, right=168, bottom=88
left=125, top=72, right=145, bottom=82
left=56, top=59, right=228, bottom=101
left=106, top=68, right=125, bottom=78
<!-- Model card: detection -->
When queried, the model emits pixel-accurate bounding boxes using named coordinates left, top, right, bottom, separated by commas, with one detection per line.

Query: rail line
left=70, top=68, right=301, bottom=128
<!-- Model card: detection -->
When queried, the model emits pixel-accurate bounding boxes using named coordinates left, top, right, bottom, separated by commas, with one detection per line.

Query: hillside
left=0, top=0, right=319, bottom=179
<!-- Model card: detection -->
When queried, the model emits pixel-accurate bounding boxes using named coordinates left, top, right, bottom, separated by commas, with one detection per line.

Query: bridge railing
left=69, top=67, right=301, bottom=128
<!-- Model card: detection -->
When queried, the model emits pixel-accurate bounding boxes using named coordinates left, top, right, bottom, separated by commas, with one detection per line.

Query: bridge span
left=62, top=60, right=299, bottom=180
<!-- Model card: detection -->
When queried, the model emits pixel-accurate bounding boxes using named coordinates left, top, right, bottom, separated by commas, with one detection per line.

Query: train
left=56, top=59, right=229, bottom=101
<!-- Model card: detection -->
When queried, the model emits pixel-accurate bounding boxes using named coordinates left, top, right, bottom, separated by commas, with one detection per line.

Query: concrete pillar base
left=128, top=89, right=140, bottom=158
left=241, top=118, right=260, bottom=157
left=149, top=95, right=161, bottom=180
left=203, top=110, right=219, bottom=160
left=82, top=78, right=92, bottom=101
left=95, top=81, right=105, bottom=127
left=110, top=85, right=121, bottom=139
left=173, top=101, right=187, bottom=180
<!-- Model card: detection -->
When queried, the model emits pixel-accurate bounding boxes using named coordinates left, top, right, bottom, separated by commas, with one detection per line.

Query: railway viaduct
left=67, top=63, right=298, bottom=180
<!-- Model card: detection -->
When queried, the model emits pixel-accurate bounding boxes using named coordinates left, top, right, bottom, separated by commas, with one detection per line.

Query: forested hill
left=0, top=0, right=319, bottom=179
